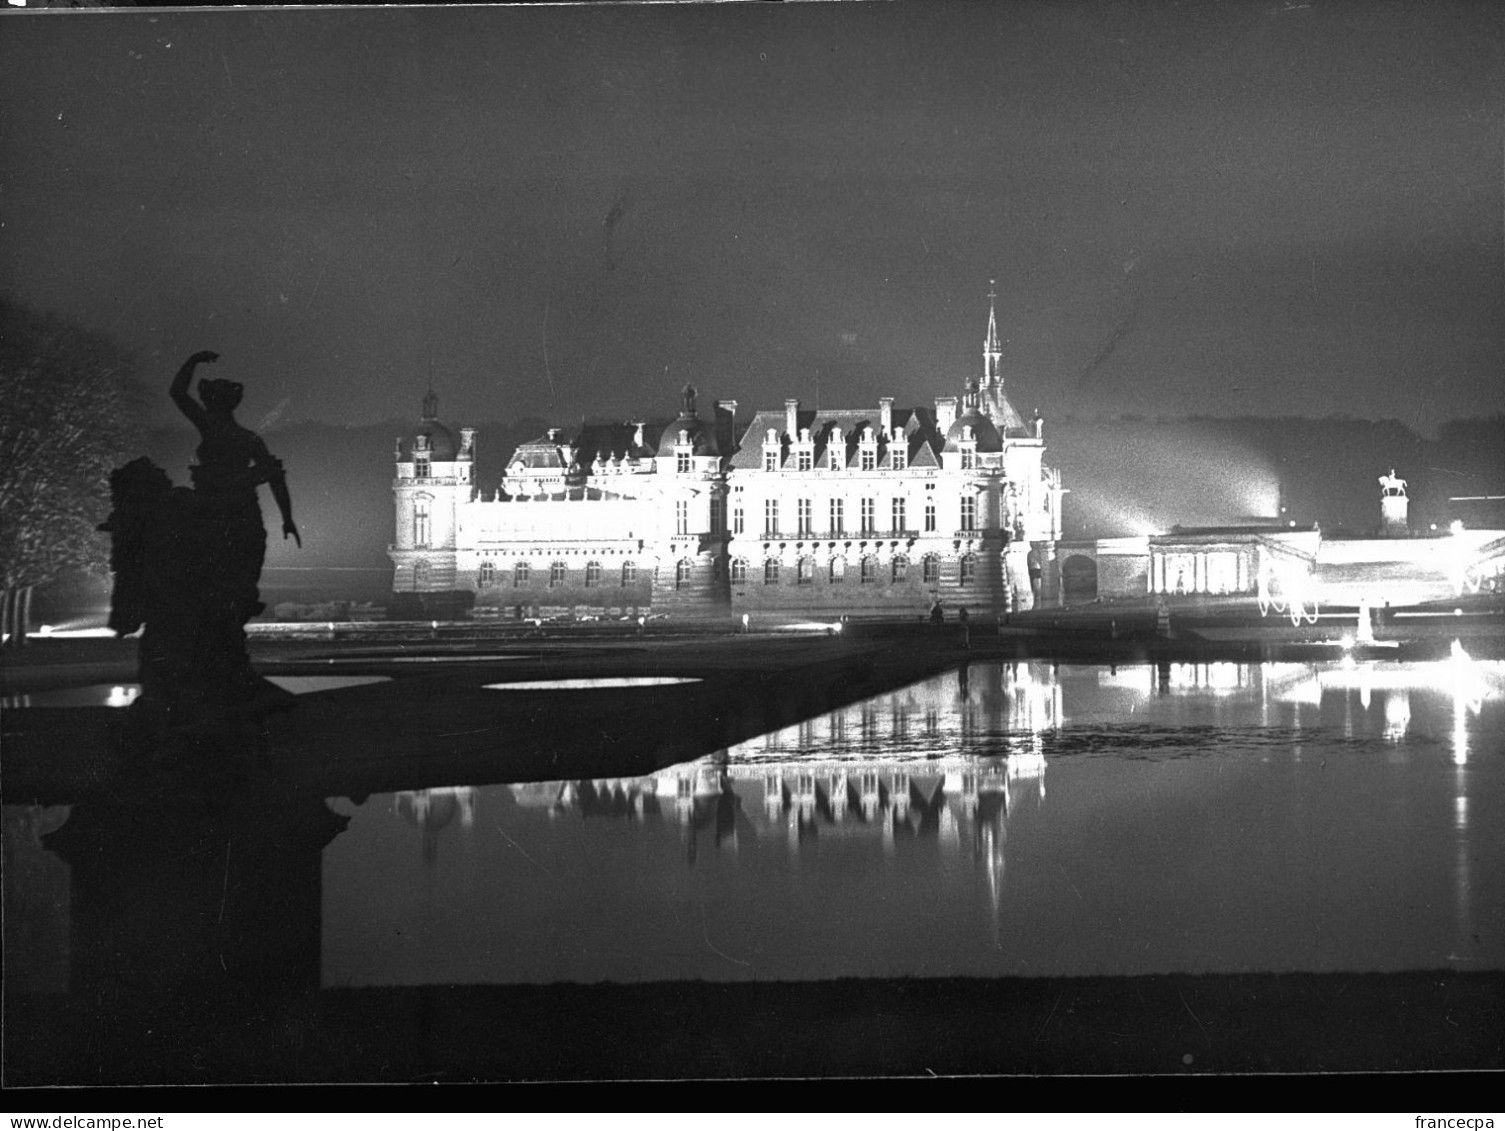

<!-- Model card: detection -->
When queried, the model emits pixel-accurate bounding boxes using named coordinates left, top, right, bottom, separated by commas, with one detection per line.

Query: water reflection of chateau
left=394, top=786, right=477, bottom=864
left=505, top=664, right=1056, bottom=875
left=397, top=658, right=1500, bottom=863
left=527, top=754, right=1047, bottom=856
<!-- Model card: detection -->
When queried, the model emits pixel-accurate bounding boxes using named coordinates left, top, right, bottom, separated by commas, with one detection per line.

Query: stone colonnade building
left=389, top=291, right=1066, bottom=619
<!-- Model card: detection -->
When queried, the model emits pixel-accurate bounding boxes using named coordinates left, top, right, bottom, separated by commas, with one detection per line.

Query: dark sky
left=2, top=1, right=1501, bottom=434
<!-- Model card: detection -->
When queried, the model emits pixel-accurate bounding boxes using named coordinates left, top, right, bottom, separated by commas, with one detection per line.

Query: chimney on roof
left=785, top=398, right=800, bottom=441
left=715, top=399, right=738, bottom=455
left=879, top=397, right=894, bottom=438
left=936, top=396, right=958, bottom=434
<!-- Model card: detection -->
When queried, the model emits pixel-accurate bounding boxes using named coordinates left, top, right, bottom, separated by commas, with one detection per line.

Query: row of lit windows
left=730, top=554, right=976, bottom=586
left=731, top=497, right=971, bottom=536
left=417, top=492, right=971, bottom=548
left=764, top=448, right=907, bottom=473
left=475, top=560, right=642, bottom=588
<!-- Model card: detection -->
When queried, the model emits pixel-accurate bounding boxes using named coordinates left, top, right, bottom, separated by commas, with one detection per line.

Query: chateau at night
left=389, top=290, right=1505, bottom=623
left=390, top=290, right=1067, bottom=619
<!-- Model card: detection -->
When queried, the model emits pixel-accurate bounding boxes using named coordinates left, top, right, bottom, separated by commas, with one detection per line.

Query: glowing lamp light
left=105, top=685, right=140, bottom=708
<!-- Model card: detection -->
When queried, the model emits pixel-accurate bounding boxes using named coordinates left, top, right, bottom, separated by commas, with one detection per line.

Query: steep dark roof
left=944, top=409, right=1004, bottom=453
left=729, top=407, right=941, bottom=470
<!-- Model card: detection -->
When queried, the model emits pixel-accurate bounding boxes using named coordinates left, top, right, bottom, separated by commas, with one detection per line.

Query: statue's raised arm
left=169, top=350, right=220, bottom=429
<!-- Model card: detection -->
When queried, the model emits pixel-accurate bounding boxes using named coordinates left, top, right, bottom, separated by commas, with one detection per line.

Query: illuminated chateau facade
left=390, top=291, right=1067, bottom=619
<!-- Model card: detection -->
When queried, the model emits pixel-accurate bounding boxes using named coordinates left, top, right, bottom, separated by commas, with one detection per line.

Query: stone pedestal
left=1381, top=494, right=1409, bottom=537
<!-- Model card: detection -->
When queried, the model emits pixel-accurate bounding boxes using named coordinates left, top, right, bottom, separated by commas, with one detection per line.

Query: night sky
left=2, top=1, right=1501, bottom=435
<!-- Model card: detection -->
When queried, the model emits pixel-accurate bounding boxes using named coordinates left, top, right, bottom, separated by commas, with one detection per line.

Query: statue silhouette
left=170, top=350, right=300, bottom=619
left=98, top=352, right=300, bottom=755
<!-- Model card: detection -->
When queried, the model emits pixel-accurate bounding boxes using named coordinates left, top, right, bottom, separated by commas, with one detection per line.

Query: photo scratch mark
left=700, top=905, right=751, bottom=967
left=1179, top=990, right=1212, bottom=1049
left=1057, top=862, right=1083, bottom=902
left=494, top=822, right=553, bottom=878
left=1035, top=990, right=1064, bottom=1042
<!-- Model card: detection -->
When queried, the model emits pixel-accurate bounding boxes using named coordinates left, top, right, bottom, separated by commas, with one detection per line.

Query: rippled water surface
left=320, top=657, right=1505, bottom=986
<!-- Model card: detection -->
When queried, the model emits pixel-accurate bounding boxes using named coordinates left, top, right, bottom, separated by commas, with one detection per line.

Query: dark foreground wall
left=6, top=970, right=1499, bottom=1084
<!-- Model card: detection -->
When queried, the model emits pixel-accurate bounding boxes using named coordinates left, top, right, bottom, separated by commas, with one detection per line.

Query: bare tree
left=0, top=297, right=140, bottom=646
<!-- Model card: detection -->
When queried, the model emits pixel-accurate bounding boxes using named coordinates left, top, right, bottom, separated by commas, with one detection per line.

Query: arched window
left=550, top=561, right=567, bottom=588
left=860, top=556, right=877, bottom=584
left=513, top=561, right=531, bottom=587
left=413, top=495, right=432, bottom=547
left=829, top=556, right=846, bottom=583
left=621, top=561, right=638, bottom=586
left=585, top=561, right=602, bottom=588
left=413, top=560, right=430, bottom=589
left=764, top=559, right=781, bottom=585
left=797, top=557, right=815, bottom=585
left=891, top=556, right=909, bottom=583
left=731, top=558, right=748, bottom=584
left=960, top=553, right=976, bottom=586
left=676, top=559, right=693, bottom=589
left=478, top=560, right=496, bottom=588
left=922, top=555, right=939, bottom=585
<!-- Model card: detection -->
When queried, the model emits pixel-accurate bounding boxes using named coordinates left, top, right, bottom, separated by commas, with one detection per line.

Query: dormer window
left=796, top=449, right=812, bottom=472
left=677, top=451, right=692, bottom=474
left=860, top=449, right=876, bottom=472
left=764, top=450, right=779, bottom=473
left=891, top=448, right=907, bottom=471
left=960, top=449, right=975, bottom=470
left=415, top=456, right=430, bottom=479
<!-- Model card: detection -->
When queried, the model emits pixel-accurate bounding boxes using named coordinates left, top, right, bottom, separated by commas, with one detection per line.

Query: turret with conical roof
left=390, top=389, right=475, bottom=617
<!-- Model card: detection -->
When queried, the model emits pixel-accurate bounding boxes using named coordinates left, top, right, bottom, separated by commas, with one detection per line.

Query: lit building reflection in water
left=394, top=787, right=476, bottom=865
left=501, top=663, right=1060, bottom=898
left=1385, top=691, right=1411, bottom=743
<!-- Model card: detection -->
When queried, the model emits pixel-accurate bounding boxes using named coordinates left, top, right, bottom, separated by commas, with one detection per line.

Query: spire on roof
left=983, top=279, right=1002, bottom=387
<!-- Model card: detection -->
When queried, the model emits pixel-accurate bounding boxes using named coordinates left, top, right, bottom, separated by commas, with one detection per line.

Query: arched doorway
left=1061, top=554, right=1098, bottom=604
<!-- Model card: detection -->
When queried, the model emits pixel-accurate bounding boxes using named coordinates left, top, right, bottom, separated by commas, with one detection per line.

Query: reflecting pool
left=320, top=656, right=1505, bottom=987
